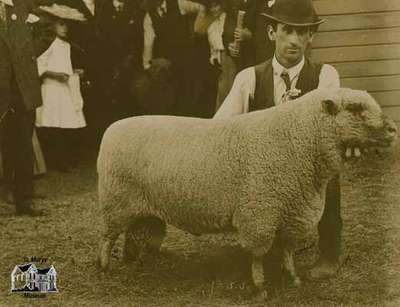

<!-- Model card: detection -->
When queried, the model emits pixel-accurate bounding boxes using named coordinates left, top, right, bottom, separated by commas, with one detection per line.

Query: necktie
left=280, top=70, right=291, bottom=91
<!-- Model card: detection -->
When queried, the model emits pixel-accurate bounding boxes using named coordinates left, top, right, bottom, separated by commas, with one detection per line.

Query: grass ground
left=1, top=145, right=400, bottom=307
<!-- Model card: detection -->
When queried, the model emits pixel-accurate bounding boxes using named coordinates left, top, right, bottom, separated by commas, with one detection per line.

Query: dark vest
left=149, top=0, right=193, bottom=66
left=249, top=58, right=322, bottom=112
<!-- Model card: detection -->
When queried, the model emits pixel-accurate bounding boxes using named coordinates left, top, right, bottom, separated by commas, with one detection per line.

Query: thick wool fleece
left=97, top=88, right=389, bottom=258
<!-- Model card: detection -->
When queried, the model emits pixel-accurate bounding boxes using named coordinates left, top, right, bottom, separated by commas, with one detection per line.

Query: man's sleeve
left=213, top=67, right=256, bottom=119
left=179, top=0, right=203, bottom=15
left=36, top=42, right=51, bottom=77
left=208, top=13, right=225, bottom=52
left=318, top=64, right=340, bottom=89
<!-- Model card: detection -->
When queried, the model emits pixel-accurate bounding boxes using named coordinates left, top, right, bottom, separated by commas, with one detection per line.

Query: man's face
left=268, top=23, right=314, bottom=67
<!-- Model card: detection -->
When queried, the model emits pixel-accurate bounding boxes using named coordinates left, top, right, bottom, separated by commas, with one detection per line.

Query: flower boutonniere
left=282, top=88, right=302, bottom=103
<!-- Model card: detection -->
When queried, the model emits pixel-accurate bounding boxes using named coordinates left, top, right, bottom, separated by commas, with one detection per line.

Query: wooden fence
left=311, top=0, right=400, bottom=123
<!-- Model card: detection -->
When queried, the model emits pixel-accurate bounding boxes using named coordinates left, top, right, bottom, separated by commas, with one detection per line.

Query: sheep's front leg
left=251, top=255, right=268, bottom=300
left=283, top=249, right=301, bottom=287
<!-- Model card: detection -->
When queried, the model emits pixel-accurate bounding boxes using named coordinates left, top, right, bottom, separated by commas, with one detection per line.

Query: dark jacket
left=0, top=0, right=45, bottom=113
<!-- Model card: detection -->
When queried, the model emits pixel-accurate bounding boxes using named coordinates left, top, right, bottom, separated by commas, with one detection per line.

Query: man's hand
left=233, top=27, right=252, bottom=42
left=42, top=71, right=70, bottom=83
left=210, top=49, right=222, bottom=66
left=228, top=42, right=240, bottom=57
left=74, top=69, right=85, bottom=77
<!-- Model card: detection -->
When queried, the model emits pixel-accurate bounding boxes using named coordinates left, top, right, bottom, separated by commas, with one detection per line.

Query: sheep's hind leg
left=124, top=216, right=167, bottom=262
left=283, top=249, right=301, bottom=287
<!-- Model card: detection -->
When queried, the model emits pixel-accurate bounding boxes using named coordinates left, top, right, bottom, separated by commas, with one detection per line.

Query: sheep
left=97, top=88, right=397, bottom=298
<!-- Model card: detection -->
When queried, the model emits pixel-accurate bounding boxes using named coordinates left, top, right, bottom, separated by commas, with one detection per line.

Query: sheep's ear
left=322, top=99, right=339, bottom=115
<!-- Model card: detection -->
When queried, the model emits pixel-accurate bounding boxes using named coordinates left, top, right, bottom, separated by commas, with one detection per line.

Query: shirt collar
left=272, top=55, right=305, bottom=81
left=0, top=0, right=13, bottom=6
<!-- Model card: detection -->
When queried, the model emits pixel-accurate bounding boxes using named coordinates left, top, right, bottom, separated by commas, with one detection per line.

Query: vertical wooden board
left=313, top=28, right=400, bottom=48
left=318, top=12, right=400, bottom=32
left=312, top=44, right=400, bottom=63
left=332, top=60, right=400, bottom=78
left=341, top=76, right=400, bottom=92
left=314, top=0, right=400, bottom=15
left=383, top=106, right=400, bottom=123
left=370, top=91, right=400, bottom=107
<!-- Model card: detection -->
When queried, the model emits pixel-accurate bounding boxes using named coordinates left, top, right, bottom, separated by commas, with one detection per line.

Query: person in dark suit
left=0, top=0, right=50, bottom=215
left=96, top=0, right=146, bottom=121
left=59, top=0, right=145, bottom=144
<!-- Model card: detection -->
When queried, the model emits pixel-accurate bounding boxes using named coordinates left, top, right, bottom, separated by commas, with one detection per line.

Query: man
left=214, top=0, right=342, bottom=279
left=0, top=0, right=48, bottom=215
left=96, top=0, right=146, bottom=120
left=208, top=0, right=258, bottom=112
left=143, top=0, right=212, bottom=116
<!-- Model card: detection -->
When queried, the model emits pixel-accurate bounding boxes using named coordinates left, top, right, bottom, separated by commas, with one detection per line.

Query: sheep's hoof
left=98, top=241, right=112, bottom=271
left=308, top=259, right=339, bottom=280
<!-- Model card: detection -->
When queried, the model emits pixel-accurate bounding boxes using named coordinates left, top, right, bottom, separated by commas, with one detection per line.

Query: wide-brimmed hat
left=39, top=4, right=87, bottom=22
left=262, top=0, right=324, bottom=27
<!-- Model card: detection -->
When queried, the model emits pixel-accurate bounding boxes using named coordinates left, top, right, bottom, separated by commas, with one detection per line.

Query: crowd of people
left=0, top=0, right=275, bottom=213
left=1, top=0, right=343, bottom=286
left=32, top=0, right=276, bottom=164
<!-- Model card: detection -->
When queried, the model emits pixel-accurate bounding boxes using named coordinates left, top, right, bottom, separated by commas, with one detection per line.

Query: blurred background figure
left=142, top=0, right=219, bottom=117
left=97, top=0, right=146, bottom=121
left=36, top=3, right=87, bottom=172
left=0, top=0, right=53, bottom=216
left=208, top=0, right=274, bottom=113
left=209, top=0, right=256, bottom=112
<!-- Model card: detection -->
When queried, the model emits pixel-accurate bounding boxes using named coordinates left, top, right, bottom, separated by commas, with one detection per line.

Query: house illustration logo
left=11, top=263, right=58, bottom=294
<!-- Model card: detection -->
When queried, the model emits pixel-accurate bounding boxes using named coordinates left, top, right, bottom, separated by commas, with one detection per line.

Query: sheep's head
left=320, top=88, right=397, bottom=158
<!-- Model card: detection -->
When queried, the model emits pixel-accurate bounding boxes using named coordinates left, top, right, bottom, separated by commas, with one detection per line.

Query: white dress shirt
left=272, top=56, right=305, bottom=105
left=214, top=55, right=340, bottom=118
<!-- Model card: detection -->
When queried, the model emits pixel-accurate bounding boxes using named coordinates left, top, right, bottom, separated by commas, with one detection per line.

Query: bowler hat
left=262, top=0, right=325, bottom=27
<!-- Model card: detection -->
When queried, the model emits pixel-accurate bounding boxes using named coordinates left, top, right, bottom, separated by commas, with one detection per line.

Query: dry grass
left=1, top=145, right=400, bottom=307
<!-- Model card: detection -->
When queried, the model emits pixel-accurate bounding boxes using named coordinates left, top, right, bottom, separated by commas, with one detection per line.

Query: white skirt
left=36, top=74, right=86, bottom=129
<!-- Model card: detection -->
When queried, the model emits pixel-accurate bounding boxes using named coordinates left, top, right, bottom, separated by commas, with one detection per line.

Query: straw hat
left=39, top=4, right=87, bottom=21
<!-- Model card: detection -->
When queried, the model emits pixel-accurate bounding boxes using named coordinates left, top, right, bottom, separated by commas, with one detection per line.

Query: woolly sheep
left=97, top=88, right=397, bottom=298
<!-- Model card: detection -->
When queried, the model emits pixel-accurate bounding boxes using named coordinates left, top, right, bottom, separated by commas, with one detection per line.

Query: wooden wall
left=311, top=0, right=400, bottom=123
